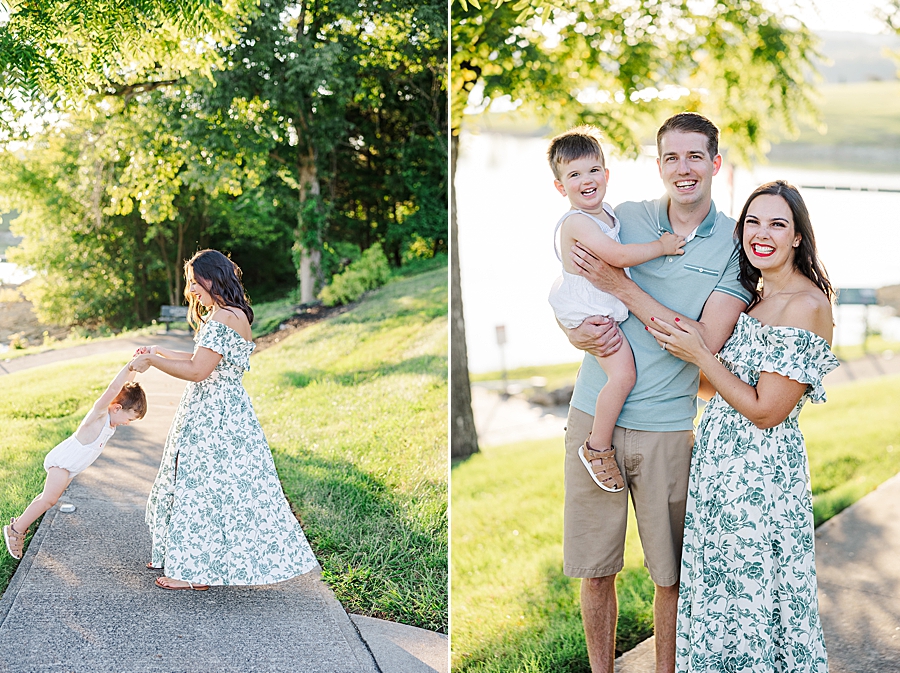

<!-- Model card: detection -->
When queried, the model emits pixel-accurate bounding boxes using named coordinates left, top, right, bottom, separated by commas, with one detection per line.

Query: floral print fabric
left=676, top=312, right=838, bottom=672
left=145, top=319, right=317, bottom=585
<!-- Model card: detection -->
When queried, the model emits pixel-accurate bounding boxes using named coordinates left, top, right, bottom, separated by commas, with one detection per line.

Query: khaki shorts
left=563, top=406, right=694, bottom=586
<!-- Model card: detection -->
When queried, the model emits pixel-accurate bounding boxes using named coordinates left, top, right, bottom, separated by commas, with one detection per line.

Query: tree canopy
left=452, top=0, right=820, bottom=162
left=1, top=0, right=447, bottom=329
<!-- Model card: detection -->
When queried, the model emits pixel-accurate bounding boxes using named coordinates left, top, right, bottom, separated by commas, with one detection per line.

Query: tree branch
left=106, top=78, right=184, bottom=103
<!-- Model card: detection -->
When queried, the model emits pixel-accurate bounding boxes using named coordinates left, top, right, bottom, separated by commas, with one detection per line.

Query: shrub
left=319, top=243, right=391, bottom=306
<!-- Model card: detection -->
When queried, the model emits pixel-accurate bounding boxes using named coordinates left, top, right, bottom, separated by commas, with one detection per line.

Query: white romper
left=43, top=414, right=116, bottom=477
left=548, top=204, right=630, bottom=328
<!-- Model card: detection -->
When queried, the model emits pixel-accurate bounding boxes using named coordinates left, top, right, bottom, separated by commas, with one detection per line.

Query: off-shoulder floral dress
left=145, top=319, right=317, bottom=585
left=676, top=312, right=839, bottom=673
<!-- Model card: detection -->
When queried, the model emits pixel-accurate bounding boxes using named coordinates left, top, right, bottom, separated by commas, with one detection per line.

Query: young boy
left=548, top=126, right=685, bottom=492
left=4, top=360, right=147, bottom=559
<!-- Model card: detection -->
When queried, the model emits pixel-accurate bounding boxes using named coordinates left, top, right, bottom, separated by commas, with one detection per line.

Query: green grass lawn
left=245, top=266, right=448, bottom=631
left=0, top=266, right=448, bottom=632
left=451, top=373, right=900, bottom=671
left=451, top=439, right=652, bottom=672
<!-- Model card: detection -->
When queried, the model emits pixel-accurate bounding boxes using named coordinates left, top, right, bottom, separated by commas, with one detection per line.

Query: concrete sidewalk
left=470, top=357, right=900, bottom=672
left=0, top=333, right=198, bottom=376
left=0, top=340, right=447, bottom=672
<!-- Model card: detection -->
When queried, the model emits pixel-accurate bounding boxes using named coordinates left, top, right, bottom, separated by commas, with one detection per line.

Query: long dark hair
left=735, top=180, right=835, bottom=309
left=183, top=249, right=254, bottom=330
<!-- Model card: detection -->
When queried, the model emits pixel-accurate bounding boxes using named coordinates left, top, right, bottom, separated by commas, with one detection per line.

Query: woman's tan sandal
left=3, top=518, right=27, bottom=559
left=155, top=576, right=210, bottom=591
left=578, top=441, right=625, bottom=493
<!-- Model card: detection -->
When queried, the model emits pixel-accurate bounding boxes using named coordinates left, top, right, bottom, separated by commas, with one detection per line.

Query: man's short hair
left=547, top=125, right=606, bottom=180
left=656, top=112, right=719, bottom=160
left=112, top=382, right=147, bottom=419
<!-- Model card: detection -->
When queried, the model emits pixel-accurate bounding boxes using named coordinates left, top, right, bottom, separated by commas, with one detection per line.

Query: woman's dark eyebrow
left=746, top=214, right=789, bottom=223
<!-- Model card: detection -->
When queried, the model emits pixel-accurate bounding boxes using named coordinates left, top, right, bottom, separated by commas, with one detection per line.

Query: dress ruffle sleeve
left=758, top=326, right=839, bottom=404
left=195, top=320, right=229, bottom=357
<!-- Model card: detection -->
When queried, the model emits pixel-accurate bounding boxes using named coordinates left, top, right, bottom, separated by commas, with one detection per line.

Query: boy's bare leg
left=582, top=575, right=618, bottom=673
left=653, top=582, right=678, bottom=673
left=589, top=338, right=636, bottom=450
left=14, top=467, right=72, bottom=533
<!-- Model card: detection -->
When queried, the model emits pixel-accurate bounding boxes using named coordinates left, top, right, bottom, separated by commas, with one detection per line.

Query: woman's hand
left=646, top=316, right=711, bottom=366
left=129, top=354, right=153, bottom=373
left=132, top=346, right=157, bottom=357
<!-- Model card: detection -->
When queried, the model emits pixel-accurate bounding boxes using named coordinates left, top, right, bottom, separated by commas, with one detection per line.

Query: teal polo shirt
left=570, top=196, right=751, bottom=432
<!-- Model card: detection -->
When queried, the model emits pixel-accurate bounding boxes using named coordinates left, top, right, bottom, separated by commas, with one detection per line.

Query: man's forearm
left=613, top=278, right=699, bottom=332
left=612, top=278, right=741, bottom=354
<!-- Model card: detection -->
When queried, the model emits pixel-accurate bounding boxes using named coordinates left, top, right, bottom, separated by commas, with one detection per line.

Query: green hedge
left=319, top=243, right=391, bottom=306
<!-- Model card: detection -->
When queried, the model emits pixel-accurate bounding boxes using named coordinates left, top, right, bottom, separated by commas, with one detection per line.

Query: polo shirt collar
left=656, top=195, right=718, bottom=238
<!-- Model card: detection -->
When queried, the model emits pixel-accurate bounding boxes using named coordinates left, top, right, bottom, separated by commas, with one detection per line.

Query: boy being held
left=548, top=126, right=685, bottom=492
left=3, top=361, right=147, bottom=559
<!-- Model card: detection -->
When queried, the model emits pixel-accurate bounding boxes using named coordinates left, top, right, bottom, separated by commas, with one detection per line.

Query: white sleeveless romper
left=43, top=414, right=116, bottom=477
left=548, top=205, right=630, bottom=328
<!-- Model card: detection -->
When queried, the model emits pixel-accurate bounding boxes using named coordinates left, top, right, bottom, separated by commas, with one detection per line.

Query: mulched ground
left=0, top=284, right=69, bottom=347
left=252, top=302, right=355, bottom=353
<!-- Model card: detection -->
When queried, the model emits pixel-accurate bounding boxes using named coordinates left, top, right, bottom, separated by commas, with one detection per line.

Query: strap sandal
left=155, top=576, right=210, bottom=591
left=578, top=441, right=625, bottom=493
left=3, top=518, right=27, bottom=560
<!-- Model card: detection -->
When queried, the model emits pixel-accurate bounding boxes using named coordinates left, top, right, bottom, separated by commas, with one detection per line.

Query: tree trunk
left=156, top=232, right=176, bottom=305
left=296, top=146, right=322, bottom=304
left=450, top=133, right=479, bottom=459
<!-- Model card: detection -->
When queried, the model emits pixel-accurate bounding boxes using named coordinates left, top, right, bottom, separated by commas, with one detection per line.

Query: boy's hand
left=659, top=232, right=686, bottom=256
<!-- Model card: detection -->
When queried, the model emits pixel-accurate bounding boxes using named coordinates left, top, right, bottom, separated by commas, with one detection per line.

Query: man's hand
left=565, top=315, right=622, bottom=357
left=570, top=242, right=630, bottom=294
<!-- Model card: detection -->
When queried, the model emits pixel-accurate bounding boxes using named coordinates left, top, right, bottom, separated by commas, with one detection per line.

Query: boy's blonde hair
left=112, top=382, right=147, bottom=419
left=547, top=125, right=606, bottom=180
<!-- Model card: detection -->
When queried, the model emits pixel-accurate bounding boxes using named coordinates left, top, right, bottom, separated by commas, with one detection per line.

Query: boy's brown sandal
left=578, top=441, right=625, bottom=493
left=3, top=518, right=27, bottom=560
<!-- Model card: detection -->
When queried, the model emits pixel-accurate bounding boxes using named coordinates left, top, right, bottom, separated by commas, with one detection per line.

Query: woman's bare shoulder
left=210, top=307, right=252, bottom=341
left=777, top=288, right=833, bottom=343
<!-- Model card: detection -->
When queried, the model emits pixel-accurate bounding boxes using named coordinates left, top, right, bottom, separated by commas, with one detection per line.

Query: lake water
left=456, top=131, right=900, bottom=373
left=0, top=261, right=33, bottom=285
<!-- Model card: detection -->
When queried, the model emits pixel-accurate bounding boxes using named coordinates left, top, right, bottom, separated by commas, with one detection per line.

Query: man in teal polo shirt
left=561, top=113, right=751, bottom=673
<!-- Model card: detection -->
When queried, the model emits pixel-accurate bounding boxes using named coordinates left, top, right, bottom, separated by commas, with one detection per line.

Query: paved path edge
left=306, top=568, right=382, bottom=672
left=0, top=505, right=58, bottom=627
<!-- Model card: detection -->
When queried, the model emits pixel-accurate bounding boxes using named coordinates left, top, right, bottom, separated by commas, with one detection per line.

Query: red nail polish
left=650, top=317, right=655, bottom=321
left=675, top=317, right=680, bottom=322
left=645, top=326, right=648, bottom=330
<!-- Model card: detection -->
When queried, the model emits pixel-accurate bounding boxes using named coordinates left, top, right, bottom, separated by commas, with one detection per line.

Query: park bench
left=158, top=305, right=189, bottom=331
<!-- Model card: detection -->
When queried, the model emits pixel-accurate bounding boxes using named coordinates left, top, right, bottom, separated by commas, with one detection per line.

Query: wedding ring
left=662, top=343, right=668, bottom=351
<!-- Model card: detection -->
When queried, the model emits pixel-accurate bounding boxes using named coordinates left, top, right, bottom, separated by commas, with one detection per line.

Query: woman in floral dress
left=648, top=181, right=838, bottom=672
left=132, top=249, right=317, bottom=590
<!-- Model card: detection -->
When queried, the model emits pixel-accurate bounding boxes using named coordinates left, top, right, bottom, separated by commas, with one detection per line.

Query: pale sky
left=790, top=0, right=891, bottom=34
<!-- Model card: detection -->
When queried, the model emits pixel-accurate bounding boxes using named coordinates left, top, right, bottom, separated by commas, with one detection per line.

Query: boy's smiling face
left=554, top=155, right=609, bottom=213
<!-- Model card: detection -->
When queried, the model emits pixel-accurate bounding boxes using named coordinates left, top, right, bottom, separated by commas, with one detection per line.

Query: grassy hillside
left=245, top=266, right=448, bottom=630
left=785, top=81, right=900, bottom=148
